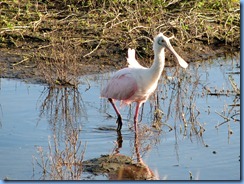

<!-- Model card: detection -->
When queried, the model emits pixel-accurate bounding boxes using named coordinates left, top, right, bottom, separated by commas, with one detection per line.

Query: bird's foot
left=116, top=115, right=123, bottom=132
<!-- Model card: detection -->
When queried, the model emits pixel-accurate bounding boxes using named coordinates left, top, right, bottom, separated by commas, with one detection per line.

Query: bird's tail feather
left=128, top=48, right=135, bottom=60
left=127, top=48, right=144, bottom=68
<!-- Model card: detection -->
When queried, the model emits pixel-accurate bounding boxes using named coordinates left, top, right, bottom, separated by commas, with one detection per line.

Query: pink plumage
left=101, top=69, right=138, bottom=105
left=101, top=33, right=188, bottom=131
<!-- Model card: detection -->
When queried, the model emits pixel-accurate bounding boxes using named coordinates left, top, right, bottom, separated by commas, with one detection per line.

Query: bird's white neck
left=150, top=48, right=165, bottom=80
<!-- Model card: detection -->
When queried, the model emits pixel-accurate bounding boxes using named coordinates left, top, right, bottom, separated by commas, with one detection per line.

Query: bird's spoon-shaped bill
left=166, top=36, right=188, bottom=69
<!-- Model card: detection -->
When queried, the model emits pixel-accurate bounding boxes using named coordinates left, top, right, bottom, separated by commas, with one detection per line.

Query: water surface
left=0, top=57, right=240, bottom=180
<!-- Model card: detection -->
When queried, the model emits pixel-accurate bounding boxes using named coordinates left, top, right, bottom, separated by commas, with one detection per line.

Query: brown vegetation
left=0, top=0, right=240, bottom=86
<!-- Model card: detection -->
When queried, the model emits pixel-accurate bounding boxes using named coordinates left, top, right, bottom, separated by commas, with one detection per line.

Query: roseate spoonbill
left=101, top=33, right=188, bottom=131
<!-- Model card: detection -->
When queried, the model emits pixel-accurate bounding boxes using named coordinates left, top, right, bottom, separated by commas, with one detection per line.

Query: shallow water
left=0, top=57, right=240, bottom=180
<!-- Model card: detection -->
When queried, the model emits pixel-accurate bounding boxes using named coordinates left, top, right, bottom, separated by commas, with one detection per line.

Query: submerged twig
left=215, top=111, right=230, bottom=121
left=228, top=75, right=240, bottom=95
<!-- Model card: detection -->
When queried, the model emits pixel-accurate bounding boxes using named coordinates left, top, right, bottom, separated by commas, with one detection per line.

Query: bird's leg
left=108, top=98, right=123, bottom=131
left=134, top=102, right=142, bottom=132
left=140, top=103, right=144, bottom=122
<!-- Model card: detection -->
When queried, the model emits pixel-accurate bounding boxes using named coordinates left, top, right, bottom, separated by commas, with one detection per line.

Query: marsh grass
left=159, top=66, right=207, bottom=143
left=36, top=36, right=81, bottom=87
left=0, top=0, right=240, bottom=85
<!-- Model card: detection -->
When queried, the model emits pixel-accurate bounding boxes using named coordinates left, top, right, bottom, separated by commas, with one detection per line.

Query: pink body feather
left=101, top=69, right=138, bottom=105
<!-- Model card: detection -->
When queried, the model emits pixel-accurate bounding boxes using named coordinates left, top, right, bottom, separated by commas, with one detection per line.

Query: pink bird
left=101, top=33, right=188, bottom=131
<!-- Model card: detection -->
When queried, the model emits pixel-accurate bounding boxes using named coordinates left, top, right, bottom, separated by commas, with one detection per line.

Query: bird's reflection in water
left=107, top=128, right=158, bottom=180
left=114, top=131, right=123, bottom=154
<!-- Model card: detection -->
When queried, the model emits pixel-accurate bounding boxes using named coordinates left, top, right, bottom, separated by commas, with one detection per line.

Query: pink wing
left=101, top=69, right=138, bottom=103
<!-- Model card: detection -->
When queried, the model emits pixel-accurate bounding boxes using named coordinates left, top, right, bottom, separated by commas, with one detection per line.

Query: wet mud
left=82, top=154, right=155, bottom=180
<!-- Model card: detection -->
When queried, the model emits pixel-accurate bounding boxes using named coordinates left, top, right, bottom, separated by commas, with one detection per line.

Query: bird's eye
left=158, top=38, right=164, bottom=45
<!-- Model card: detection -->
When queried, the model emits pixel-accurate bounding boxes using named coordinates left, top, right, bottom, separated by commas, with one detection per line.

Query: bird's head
left=153, top=33, right=188, bottom=69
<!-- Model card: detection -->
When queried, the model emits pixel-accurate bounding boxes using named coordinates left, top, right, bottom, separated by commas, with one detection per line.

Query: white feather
left=127, top=48, right=146, bottom=69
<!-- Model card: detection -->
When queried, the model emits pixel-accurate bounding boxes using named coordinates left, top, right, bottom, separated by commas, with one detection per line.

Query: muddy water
left=0, top=57, right=240, bottom=180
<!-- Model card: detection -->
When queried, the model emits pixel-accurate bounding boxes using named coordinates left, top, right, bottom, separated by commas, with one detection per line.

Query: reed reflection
left=38, top=86, right=87, bottom=137
left=33, top=86, right=87, bottom=180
